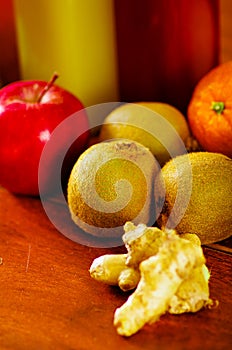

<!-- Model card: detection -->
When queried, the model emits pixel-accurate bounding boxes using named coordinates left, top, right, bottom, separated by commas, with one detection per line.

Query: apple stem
left=37, top=72, right=59, bottom=103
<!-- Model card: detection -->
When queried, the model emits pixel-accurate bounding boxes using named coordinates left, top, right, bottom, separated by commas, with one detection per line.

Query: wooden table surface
left=0, top=186, right=232, bottom=350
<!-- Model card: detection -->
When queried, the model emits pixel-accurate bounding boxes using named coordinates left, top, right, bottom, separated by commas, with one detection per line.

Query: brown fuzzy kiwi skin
left=155, top=152, right=232, bottom=244
left=67, top=140, right=158, bottom=238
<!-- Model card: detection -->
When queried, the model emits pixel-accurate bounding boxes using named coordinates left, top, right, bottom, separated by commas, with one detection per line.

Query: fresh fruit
left=187, top=61, right=232, bottom=158
left=155, top=152, right=232, bottom=244
left=99, top=102, right=190, bottom=166
left=67, top=140, right=159, bottom=238
left=0, top=74, right=89, bottom=195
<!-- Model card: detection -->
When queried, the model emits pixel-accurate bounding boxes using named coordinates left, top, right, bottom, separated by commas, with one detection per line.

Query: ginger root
left=123, top=222, right=168, bottom=267
left=90, top=222, right=172, bottom=291
left=168, top=264, right=212, bottom=314
left=89, top=222, right=215, bottom=336
left=90, top=254, right=127, bottom=286
left=114, top=235, right=206, bottom=336
left=89, top=253, right=140, bottom=291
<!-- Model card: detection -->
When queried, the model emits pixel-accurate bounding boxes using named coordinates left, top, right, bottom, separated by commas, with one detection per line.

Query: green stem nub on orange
left=211, top=101, right=225, bottom=115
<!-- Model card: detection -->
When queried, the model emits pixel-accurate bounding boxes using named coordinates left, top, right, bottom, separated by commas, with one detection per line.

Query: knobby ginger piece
left=89, top=222, right=214, bottom=337
left=89, top=253, right=140, bottom=291
left=169, top=265, right=211, bottom=314
left=180, top=233, right=201, bottom=246
left=123, top=222, right=169, bottom=267
left=89, top=254, right=127, bottom=285
left=89, top=222, right=204, bottom=291
left=118, top=267, right=140, bottom=292
left=90, top=222, right=173, bottom=291
left=114, top=235, right=205, bottom=337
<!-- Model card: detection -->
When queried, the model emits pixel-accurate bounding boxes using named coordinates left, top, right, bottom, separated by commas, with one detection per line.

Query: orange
left=187, top=61, right=232, bottom=158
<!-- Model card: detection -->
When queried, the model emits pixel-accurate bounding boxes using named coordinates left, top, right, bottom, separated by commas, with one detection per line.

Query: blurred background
left=0, top=0, right=231, bottom=114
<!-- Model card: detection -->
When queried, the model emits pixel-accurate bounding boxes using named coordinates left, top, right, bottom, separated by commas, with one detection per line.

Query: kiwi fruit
left=67, top=140, right=159, bottom=238
left=154, top=152, right=232, bottom=244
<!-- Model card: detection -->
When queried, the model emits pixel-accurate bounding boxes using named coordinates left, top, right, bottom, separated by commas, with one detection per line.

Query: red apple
left=0, top=74, right=90, bottom=196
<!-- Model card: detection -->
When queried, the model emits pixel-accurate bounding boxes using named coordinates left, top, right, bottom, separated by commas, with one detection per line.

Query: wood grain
left=0, top=187, right=231, bottom=350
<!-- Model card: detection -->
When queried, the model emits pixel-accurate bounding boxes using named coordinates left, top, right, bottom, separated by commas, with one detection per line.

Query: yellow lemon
left=99, top=102, right=190, bottom=165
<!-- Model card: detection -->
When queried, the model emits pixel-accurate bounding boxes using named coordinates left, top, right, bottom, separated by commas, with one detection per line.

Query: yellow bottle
left=13, top=0, right=118, bottom=106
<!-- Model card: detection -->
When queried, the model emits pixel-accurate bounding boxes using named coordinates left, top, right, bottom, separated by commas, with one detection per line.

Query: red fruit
left=0, top=76, right=89, bottom=196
